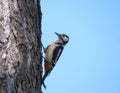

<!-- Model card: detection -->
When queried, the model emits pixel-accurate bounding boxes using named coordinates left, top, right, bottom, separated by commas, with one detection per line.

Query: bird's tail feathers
left=42, top=71, right=51, bottom=89
left=42, top=71, right=49, bottom=81
left=42, top=81, right=46, bottom=89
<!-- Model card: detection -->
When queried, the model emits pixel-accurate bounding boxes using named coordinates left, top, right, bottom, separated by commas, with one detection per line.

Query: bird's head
left=55, top=32, right=69, bottom=45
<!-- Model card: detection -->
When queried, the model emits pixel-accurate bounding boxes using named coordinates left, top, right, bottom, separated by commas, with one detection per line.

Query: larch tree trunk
left=0, top=0, right=43, bottom=93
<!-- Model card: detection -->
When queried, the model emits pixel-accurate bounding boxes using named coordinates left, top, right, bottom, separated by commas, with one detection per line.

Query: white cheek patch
left=64, top=36, right=69, bottom=42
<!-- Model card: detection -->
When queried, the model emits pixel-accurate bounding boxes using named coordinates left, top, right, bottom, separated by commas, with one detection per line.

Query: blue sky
left=41, top=0, right=120, bottom=93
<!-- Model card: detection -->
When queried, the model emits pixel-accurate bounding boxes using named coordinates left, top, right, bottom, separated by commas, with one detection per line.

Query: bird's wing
left=52, top=45, right=64, bottom=67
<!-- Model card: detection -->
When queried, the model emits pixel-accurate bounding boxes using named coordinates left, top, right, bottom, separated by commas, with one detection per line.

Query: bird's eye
left=63, top=35, right=66, bottom=37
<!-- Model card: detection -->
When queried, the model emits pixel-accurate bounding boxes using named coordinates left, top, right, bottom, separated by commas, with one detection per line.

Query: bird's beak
left=55, top=32, right=61, bottom=38
left=55, top=32, right=64, bottom=42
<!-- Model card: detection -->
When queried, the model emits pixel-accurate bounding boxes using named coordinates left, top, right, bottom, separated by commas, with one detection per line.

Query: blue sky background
left=41, top=0, right=120, bottom=93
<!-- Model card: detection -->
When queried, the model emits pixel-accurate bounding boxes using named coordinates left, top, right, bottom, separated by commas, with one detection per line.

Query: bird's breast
left=45, top=44, right=56, bottom=63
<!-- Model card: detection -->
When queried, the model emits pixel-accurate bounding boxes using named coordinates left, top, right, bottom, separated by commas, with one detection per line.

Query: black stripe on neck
left=55, top=42, right=63, bottom=45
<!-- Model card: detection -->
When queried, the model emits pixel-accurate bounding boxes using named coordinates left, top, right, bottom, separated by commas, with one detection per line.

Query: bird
left=42, top=32, right=69, bottom=89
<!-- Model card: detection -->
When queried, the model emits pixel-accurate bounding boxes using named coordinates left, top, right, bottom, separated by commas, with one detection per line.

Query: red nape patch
left=45, top=64, right=53, bottom=72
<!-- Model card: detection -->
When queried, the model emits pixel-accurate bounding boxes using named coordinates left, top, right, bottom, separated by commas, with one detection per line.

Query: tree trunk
left=0, top=0, right=42, bottom=93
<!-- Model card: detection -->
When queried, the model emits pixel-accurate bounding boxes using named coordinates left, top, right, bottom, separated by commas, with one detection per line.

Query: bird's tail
left=42, top=71, right=50, bottom=89
left=42, top=81, right=46, bottom=89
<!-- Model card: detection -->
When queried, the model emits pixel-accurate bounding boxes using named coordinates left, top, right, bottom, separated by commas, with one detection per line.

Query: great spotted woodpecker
left=42, top=32, right=69, bottom=89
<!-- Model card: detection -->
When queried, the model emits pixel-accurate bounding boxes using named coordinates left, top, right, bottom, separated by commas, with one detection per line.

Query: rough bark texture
left=0, top=0, right=42, bottom=93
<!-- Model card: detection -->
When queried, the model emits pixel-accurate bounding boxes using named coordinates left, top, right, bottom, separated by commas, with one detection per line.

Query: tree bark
left=0, top=0, right=42, bottom=93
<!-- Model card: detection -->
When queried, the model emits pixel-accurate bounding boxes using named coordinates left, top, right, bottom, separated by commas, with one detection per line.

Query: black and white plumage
left=42, top=32, right=69, bottom=89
